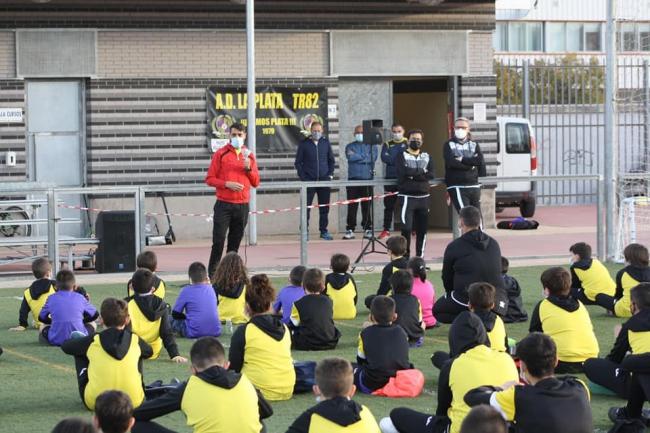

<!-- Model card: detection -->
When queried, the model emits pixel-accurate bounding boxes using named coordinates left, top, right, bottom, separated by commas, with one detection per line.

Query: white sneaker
left=363, top=229, right=373, bottom=239
left=343, top=229, right=355, bottom=240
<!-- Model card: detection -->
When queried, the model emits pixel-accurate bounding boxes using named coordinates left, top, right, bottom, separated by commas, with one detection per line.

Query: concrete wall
left=0, top=31, right=15, bottom=78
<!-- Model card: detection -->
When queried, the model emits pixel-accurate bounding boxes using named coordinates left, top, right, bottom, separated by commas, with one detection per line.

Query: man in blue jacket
left=380, top=124, right=407, bottom=239
left=344, top=125, right=379, bottom=240
left=294, top=121, right=336, bottom=240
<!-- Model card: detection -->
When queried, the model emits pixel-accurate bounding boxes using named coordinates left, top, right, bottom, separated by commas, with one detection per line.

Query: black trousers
left=570, top=287, right=598, bottom=306
left=389, top=408, right=449, bottom=433
left=72, top=356, right=91, bottom=408
left=398, top=195, right=429, bottom=258
left=306, top=187, right=331, bottom=234
left=447, top=186, right=481, bottom=212
left=595, top=293, right=618, bottom=313
left=346, top=185, right=372, bottom=231
left=208, top=200, right=249, bottom=277
left=555, top=360, right=585, bottom=374
left=584, top=358, right=629, bottom=399
left=383, top=184, right=399, bottom=231
left=432, top=293, right=468, bottom=324
left=626, top=373, right=650, bottom=418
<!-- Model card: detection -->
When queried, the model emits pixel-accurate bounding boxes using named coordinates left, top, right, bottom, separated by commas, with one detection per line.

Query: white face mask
left=231, top=136, right=244, bottom=148
left=454, top=128, right=468, bottom=140
left=392, top=132, right=403, bottom=141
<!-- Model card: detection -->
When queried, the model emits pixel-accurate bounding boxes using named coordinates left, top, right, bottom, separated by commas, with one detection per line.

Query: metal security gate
left=496, top=58, right=650, bottom=205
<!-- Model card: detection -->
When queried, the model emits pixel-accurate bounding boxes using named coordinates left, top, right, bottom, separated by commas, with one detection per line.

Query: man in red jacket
left=205, top=122, right=260, bottom=277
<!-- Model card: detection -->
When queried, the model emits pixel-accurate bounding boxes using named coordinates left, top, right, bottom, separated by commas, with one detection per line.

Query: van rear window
left=506, top=123, right=530, bottom=154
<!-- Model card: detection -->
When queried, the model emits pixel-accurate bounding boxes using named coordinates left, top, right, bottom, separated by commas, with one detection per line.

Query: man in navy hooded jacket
left=294, top=121, right=336, bottom=240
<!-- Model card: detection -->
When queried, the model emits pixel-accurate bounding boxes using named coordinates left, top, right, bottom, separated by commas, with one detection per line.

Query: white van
left=495, top=117, right=537, bottom=217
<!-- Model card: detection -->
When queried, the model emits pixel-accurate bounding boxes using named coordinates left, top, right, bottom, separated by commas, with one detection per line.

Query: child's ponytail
left=407, top=257, right=427, bottom=283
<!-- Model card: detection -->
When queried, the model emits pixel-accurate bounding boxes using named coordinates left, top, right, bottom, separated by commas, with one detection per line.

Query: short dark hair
left=246, top=274, right=275, bottom=314
left=51, top=418, right=96, bottom=433
left=540, top=266, right=571, bottom=296
left=330, top=253, right=350, bottom=273
left=391, top=123, right=403, bottom=130
left=55, top=269, right=76, bottom=291
left=516, top=332, right=557, bottom=378
left=230, top=122, right=245, bottom=133
left=303, top=268, right=325, bottom=294
left=371, top=295, right=395, bottom=325
left=631, top=283, right=650, bottom=311
left=94, top=391, right=133, bottom=433
left=459, top=405, right=507, bottom=433
left=188, top=261, right=208, bottom=284
left=501, top=256, right=509, bottom=274
left=190, top=337, right=226, bottom=370
left=130, top=268, right=154, bottom=294
left=408, top=256, right=427, bottom=283
left=289, top=265, right=307, bottom=286
left=625, top=243, right=650, bottom=267
left=569, top=242, right=592, bottom=260
left=32, top=257, right=51, bottom=279
left=390, top=270, right=413, bottom=295
left=386, top=235, right=407, bottom=256
left=101, top=298, right=129, bottom=328
left=460, top=206, right=481, bottom=228
left=315, top=357, right=354, bottom=398
left=468, top=282, right=496, bottom=311
left=136, top=250, right=157, bottom=272
left=407, top=128, right=424, bottom=139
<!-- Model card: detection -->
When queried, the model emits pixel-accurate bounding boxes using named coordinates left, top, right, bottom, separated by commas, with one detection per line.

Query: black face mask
left=409, top=140, right=422, bottom=150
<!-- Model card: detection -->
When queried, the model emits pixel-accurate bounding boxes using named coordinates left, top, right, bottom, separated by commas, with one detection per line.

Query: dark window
left=506, top=123, right=530, bottom=154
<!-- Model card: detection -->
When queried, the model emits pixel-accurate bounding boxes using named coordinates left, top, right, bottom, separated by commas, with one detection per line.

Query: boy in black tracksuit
left=287, top=357, right=381, bottom=433
left=290, top=268, right=341, bottom=351
left=364, top=235, right=409, bottom=309
left=355, top=296, right=412, bottom=394
left=465, top=332, right=593, bottom=433
left=390, top=270, right=425, bottom=347
left=501, top=256, right=528, bottom=323
left=394, top=129, right=435, bottom=259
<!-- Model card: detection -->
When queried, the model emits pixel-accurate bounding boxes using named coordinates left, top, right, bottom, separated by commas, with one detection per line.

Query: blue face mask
left=355, top=133, right=364, bottom=142
left=312, top=131, right=322, bottom=141
left=230, top=136, right=243, bottom=148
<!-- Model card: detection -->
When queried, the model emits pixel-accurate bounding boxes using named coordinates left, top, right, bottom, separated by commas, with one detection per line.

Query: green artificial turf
left=0, top=264, right=628, bottom=432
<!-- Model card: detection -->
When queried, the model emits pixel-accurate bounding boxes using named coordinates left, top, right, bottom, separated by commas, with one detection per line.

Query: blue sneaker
left=69, top=330, right=86, bottom=340
left=320, top=231, right=333, bottom=241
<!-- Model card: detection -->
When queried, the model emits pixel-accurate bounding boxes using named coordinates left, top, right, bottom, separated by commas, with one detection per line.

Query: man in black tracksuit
left=443, top=117, right=486, bottom=212
left=394, top=129, right=435, bottom=258
left=380, top=123, right=408, bottom=236
left=433, top=206, right=507, bottom=324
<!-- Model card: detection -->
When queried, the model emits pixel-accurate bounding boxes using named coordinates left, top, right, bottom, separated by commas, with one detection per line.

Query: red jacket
left=205, top=144, right=260, bottom=204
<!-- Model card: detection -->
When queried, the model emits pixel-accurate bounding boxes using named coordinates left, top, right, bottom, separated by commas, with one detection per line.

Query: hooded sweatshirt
left=61, top=327, right=153, bottom=410
left=133, top=365, right=273, bottom=433
left=19, top=278, right=56, bottom=327
left=607, top=308, right=650, bottom=363
left=443, top=137, right=486, bottom=187
left=38, top=290, right=99, bottom=346
left=287, top=396, right=381, bottom=433
left=529, top=295, right=599, bottom=363
left=290, top=294, right=341, bottom=350
left=614, top=265, right=650, bottom=318
left=357, top=323, right=412, bottom=392
left=570, top=257, right=616, bottom=301
left=442, top=229, right=508, bottom=315
left=127, top=294, right=179, bottom=359
left=438, top=311, right=518, bottom=433
left=473, top=309, right=508, bottom=352
left=325, top=272, right=358, bottom=320
left=229, top=314, right=296, bottom=401
left=214, top=282, right=248, bottom=324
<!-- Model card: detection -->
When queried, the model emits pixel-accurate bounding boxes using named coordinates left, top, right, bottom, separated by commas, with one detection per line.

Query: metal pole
left=300, top=185, right=308, bottom=266
left=47, top=189, right=60, bottom=274
left=644, top=60, right=650, bottom=174
left=246, top=0, right=258, bottom=246
left=597, top=176, right=606, bottom=260
left=135, top=187, right=145, bottom=259
left=604, top=0, right=618, bottom=260
left=522, top=60, right=530, bottom=119
left=451, top=75, right=461, bottom=239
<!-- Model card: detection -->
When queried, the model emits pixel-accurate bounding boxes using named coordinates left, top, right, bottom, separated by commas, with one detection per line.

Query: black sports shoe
left=609, top=407, right=626, bottom=423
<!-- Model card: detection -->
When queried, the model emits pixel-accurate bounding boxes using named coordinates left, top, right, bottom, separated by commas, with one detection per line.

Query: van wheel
left=520, top=198, right=536, bottom=218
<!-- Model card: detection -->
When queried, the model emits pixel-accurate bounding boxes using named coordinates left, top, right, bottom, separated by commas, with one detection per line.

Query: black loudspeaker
left=363, top=119, right=384, bottom=145
left=95, top=211, right=136, bottom=273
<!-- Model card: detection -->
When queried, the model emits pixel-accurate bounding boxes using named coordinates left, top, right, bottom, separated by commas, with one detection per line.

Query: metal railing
left=0, top=174, right=606, bottom=273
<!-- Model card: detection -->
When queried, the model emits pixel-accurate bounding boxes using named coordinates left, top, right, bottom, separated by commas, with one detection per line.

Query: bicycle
left=0, top=199, right=32, bottom=237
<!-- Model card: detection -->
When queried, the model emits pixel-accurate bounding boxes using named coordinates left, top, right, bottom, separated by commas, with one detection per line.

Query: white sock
left=379, top=417, right=400, bottom=433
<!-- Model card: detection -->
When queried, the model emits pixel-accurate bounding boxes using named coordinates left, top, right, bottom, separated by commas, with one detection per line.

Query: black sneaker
left=609, top=407, right=626, bottom=423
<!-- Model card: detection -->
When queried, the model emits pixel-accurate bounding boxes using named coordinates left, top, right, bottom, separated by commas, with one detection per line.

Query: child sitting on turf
left=127, top=250, right=166, bottom=299
left=287, top=357, right=381, bottom=433
left=569, top=241, right=616, bottom=306
left=380, top=311, right=518, bottom=433
left=229, top=274, right=296, bottom=401
left=273, top=265, right=306, bottom=324
left=465, top=332, right=593, bottom=433
left=501, top=256, right=528, bottom=323
left=529, top=266, right=599, bottom=373
left=325, top=253, right=358, bottom=320
left=407, top=256, right=437, bottom=328
left=459, top=406, right=507, bottom=433
left=595, top=243, right=650, bottom=318
left=133, top=337, right=273, bottom=433
left=39, top=270, right=99, bottom=346
left=62, top=298, right=154, bottom=410
left=585, top=282, right=650, bottom=399
left=212, top=252, right=250, bottom=324
left=364, top=235, right=409, bottom=309
left=390, top=270, right=425, bottom=347
left=290, top=268, right=341, bottom=350
left=128, top=268, right=186, bottom=363
left=355, top=296, right=412, bottom=394
left=11, top=257, right=56, bottom=331
left=94, top=391, right=134, bottom=433
left=172, top=261, right=221, bottom=338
